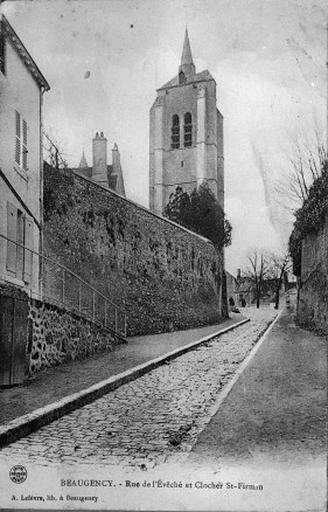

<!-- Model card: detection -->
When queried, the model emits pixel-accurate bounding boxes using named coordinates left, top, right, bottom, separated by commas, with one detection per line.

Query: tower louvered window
left=184, top=112, right=192, bottom=147
left=171, top=114, right=180, bottom=149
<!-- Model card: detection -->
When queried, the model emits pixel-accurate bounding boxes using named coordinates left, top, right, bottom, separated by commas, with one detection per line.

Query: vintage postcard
left=0, top=0, right=326, bottom=510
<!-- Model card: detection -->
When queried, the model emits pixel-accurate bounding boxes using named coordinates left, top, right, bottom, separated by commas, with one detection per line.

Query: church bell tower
left=149, top=29, right=224, bottom=215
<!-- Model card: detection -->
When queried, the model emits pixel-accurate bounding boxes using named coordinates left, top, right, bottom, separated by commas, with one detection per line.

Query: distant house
left=232, top=269, right=254, bottom=306
left=234, top=269, right=291, bottom=307
left=75, top=132, right=126, bottom=197
left=226, top=271, right=238, bottom=308
left=0, top=15, right=50, bottom=297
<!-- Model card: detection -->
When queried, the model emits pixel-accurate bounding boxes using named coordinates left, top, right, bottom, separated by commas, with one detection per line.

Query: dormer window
left=179, top=70, right=186, bottom=85
left=184, top=112, right=192, bottom=147
left=171, top=114, right=180, bottom=149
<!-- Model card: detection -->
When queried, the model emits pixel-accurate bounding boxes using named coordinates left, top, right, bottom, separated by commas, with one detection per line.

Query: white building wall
left=0, top=38, right=42, bottom=297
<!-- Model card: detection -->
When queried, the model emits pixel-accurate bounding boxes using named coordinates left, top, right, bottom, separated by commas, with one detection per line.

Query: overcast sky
left=2, top=0, right=327, bottom=273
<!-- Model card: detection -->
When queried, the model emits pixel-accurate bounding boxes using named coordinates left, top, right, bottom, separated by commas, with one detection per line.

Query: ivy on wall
left=43, top=164, right=224, bottom=336
left=289, top=161, right=328, bottom=276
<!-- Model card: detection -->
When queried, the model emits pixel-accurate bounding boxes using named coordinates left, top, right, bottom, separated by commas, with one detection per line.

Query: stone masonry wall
left=43, top=165, right=223, bottom=336
left=27, top=299, right=118, bottom=376
left=298, top=215, right=328, bottom=335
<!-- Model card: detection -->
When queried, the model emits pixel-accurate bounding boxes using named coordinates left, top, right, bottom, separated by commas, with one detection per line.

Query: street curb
left=0, top=317, right=249, bottom=449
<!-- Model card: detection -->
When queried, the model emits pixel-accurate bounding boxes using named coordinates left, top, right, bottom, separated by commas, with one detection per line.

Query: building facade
left=149, top=29, right=224, bottom=215
left=0, top=15, right=50, bottom=298
left=76, top=132, right=126, bottom=197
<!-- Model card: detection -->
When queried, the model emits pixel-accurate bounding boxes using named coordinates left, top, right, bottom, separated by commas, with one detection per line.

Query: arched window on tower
left=184, top=112, right=192, bottom=147
left=171, top=114, right=180, bottom=149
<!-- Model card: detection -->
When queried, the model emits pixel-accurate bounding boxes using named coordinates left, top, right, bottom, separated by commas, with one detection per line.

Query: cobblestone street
left=0, top=307, right=277, bottom=470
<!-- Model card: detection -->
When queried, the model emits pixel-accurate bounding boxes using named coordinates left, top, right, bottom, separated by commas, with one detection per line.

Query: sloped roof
left=108, top=170, right=118, bottom=190
left=1, top=15, right=50, bottom=91
left=158, top=69, right=215, bottom=91
left=74, top=165, right=121, bottom=194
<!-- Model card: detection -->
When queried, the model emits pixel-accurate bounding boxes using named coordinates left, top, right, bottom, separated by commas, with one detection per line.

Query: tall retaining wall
left=43, top=165, right=223, bottom=336
left=299, top=215, right=328, bottom=335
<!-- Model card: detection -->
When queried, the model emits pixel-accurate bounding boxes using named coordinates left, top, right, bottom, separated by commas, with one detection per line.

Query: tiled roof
left=158, top=69, right=215, bottom=91
left=1, top=15, right=50, bottom=91
left=74, top=165, right=119, bottom=193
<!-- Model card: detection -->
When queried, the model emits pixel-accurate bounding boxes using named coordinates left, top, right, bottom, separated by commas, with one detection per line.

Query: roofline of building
left=157, top=75, right=216, bottom=92
left=0, top=167, right=41, bottom=229
left=225, top=270, right=237, bottom=280
left=1, top=15, right=50, bottom=91
left=64, top=168, right=215, bottom=246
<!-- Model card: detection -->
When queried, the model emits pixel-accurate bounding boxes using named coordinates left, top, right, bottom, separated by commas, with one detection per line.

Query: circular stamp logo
left=9, top=465, right=27, bottom=484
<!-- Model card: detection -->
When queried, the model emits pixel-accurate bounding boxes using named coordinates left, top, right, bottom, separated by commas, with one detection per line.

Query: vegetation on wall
left=289, top=160, right=328, bottom=276
left=43, top=166, right=224, bottom=336
left=163, top=184, right=232, bottom=250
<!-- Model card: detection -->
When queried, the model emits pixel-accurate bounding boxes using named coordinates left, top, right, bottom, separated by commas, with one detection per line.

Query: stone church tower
left=149, top=29, right=224, bottom=215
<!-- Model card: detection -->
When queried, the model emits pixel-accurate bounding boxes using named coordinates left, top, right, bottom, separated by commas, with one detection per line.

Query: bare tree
left=266, top=251, right=291, bottom=309
left=43, top=132, right=68, bottom=169
left=245, top=249, right=269, bottom=309
left=275, top=136, right=327, bottom=212
left=244, top=249, right=291, bottom=309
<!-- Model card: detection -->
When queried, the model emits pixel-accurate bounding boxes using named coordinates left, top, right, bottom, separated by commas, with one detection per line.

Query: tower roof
left=79, top=150, right=88, bottom=169
left=180, top=28, right=194, bottom=68
left=179, top=28, right=196, bottom=79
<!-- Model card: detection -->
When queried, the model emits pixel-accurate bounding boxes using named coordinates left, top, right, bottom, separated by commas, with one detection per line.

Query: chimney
left=237, top=268, right=241, bottom=279
left=92, top=131, right=108, bottom=188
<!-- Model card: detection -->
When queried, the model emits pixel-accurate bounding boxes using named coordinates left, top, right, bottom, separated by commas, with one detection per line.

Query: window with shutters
left=15, top=111, right=28, bottom=171
left=184, top=112, right=192, bottom=147
left=6, top=203, right=17, bottom=274
left=0, top=32, right=5, bottom=75
left=171, top=114, right=180, bottom=149
left=23, top=216, right=33, bottom=284
left=6, top=202, right=33, bottom=283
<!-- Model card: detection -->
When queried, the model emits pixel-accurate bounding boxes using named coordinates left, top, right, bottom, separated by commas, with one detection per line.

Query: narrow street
left=0, top=308, right=277, bottom=469
left=0, top=304, right=326, bottom=511
left=187, top=307, right=326, bottom=470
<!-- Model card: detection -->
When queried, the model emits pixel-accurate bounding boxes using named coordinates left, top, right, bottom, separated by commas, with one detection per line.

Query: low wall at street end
left=0, top=282, right=120, bottom=381
left=43, top=165, right=223, bottom=336
left=27, top=299, right=119, bottom=376
left=299, top=215, right=328, bottom=335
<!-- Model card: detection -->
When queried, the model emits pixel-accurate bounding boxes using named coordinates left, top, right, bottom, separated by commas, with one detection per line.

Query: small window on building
left=171, top=114, right=180, bottom=149
left=15, top=111, right=28, bottom=170
left=0, top=32, right=5, bottom=75
left=184, top=112, right=192, bottom=147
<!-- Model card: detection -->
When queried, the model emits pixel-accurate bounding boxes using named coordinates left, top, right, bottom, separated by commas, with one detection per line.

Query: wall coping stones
left=65, top=168, right=215, bottom=247
left=0, top=283, right=29, bottom=301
